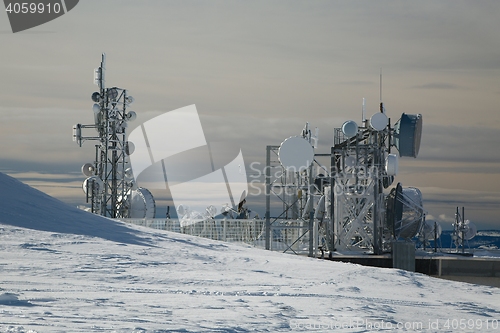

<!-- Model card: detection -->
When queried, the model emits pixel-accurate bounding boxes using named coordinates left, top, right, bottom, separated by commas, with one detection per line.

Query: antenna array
left=73, top=53, right=137, bottom=218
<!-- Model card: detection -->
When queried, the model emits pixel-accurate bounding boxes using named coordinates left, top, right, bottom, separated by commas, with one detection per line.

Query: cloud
left=413, top=83, right=465, bottom=90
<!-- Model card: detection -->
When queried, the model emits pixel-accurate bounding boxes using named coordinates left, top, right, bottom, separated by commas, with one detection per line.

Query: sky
left=1, top=0, right=499, bottom=229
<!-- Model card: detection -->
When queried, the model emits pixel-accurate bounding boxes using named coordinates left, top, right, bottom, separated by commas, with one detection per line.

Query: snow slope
left=1, top=172, right=499, bottom=332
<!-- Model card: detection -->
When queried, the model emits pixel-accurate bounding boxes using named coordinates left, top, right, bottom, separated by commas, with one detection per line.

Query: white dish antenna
left=124, top=167, right=134, bottom=180
left=369, top=112, right=388, bottom=131
left=385, top=154, right=399, bottom=176
left=82, top=176, right=104, bottom=195
left=345, top=155, right=356, bottom=167
left=278, top=136, right=314, bottom=172
left=81, top=163, right=95, bottom=177
left=420, top=220, right=442, bottom=240
left=126, top=111, right=137, bottom=121
left=341, top=120, right=358, bottom=138
left=128, top=187, right=156, bottom=219
left=206, top=205, right=218, bottom=218
left=125, top=95, right=135, bottom=105
left=458, top=220, right=477, bottom=240
left=125, top=141, right=135, bottom=155
left=107, top=88, right=118, bottom=100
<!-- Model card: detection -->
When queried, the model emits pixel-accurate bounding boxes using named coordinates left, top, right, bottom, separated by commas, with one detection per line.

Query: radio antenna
left=379, top=67, right=384, bottom=113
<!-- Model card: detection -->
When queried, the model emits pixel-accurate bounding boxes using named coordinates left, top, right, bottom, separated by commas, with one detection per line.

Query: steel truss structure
left=73, top=54, right=135, bottom=218
left=265, top=108, right=424, bottom=255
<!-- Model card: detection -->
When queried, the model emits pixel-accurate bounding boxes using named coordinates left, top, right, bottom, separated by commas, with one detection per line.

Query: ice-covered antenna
left=74, top=53, right=140, bottom=218
left=379, top=68, right=385, bottom=114
left=94, top=53, right=106, bottom=89
left=362, top=97, right=366, bottom=124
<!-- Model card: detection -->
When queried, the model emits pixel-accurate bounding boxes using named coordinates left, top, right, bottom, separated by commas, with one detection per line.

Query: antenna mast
left=379, top=68, right=384, bottom=113
left=73, top=53, right=136, bottom=218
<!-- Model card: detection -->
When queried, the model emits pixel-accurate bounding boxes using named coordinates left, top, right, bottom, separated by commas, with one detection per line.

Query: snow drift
left=0, top=172, right=149, bottom=245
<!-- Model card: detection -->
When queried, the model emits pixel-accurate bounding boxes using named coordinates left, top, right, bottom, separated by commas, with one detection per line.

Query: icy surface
left=1, top=172, right=500, bottom=332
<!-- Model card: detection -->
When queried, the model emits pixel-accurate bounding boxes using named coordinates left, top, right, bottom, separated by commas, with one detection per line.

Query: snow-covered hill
left=1, top=172, right=499, bottom=332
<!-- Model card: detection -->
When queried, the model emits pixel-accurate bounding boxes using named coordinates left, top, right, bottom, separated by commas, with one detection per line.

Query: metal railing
left=119, top=217, right=322, bottom=257
left=120, top=218, right=266, bottom=246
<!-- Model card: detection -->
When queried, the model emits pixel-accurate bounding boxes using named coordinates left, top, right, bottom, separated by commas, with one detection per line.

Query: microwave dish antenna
left=278, top=136, right=314, bottom=172
left=126, top=187, right=156, bottom=219
left=420, top=219, right=442, bottom=241
left=81, top=163, right=95, bottom=177
left=393, top=113, right=423, bottom=158
left=457, top=220, right=477, bottom=241
left=386, top=183, right=425, bottom=240
left=341, top=120, right=358, bottom=138
left=72, top=53, right=151, bottom=218
left=369, top=112, right=388, bottom=131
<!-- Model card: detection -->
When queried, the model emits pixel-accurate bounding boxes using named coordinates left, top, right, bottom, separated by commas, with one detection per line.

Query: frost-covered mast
left=73, top=53, right=137, bottom=218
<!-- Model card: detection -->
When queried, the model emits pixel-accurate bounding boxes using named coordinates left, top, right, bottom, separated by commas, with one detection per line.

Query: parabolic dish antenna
left=82, top=176, right=104, bottom=195
left=345, top=155, right=356, bottom=167
left=369, top=112, right=388, bottom=131
left=126, top=111, right=137, bottom=121
left=393, top=113, right=423, bottom=158
left=107, top=88, right=118, bottom=100
left=341, top=120, right=358, bottom=138
left=420, top=220, right=442, bottom=240
left=458, top=220, right=477, bottom=240
left=91, top=91, right=101, bottom=103
left=81, top=163, right=95, bottom=177
left=386, top=183, right=424, bottom=239
left=278, top=136, right=314, bottom=172
left=128, top=187, right=156, bottom=219
left=385, top=154, right=399, bottom=176
left=125, top=141, right=135, bottom=155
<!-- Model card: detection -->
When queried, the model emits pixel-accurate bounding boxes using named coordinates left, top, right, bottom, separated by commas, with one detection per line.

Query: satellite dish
left=386, top=183, right=424, bottom=239
left=238, top=190, right=247, bottom=205
left=81, top=163, right=95, bottom=177
left=420, top=220, right=442, bottom=240
left=124, top=167, right=134, bottom=180
left=382, top=175, right=394, bottom=189
left=91, top=92, right=101, bottom=102
left=341, top=120, right=358, bottom=138
left=126, top=111, right=137, bottom=121
left=369, top=112, right=388, bottom=131
left=128, top=187, right=156, bottom=218
left=107, top=88, right=118, bottom=100
left=206, top=205, right=217, bottom=218
left=393, top=113, right=423, bottom=158
left=385, top=154, right=399, bottom=176
left=345, top=155, right=356, bottom=167
left=82, top=176, right=104, bottom=195
left=125, top=95, right=135, bottom=104
left=458, top=220, right=477, bottom=240
left=125, top=141, right=135, bottom=155
left=278, top=136, right=314, bottom=172
left=92, top=103, right=100, bottom=114
left=177, top=204, right=188, bottom=217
